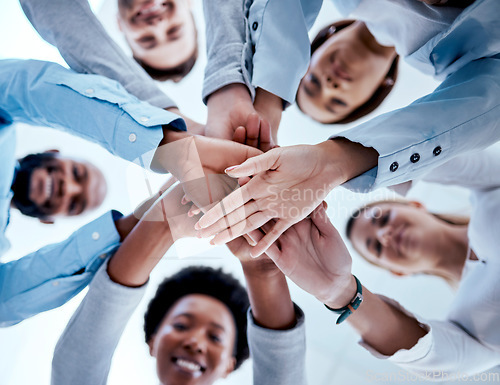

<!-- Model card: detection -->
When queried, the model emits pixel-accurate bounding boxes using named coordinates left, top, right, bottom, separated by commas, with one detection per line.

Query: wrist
left=241, top=259, right=282, bottom=280
left=317, top=138, right=378, bottom=185
left=321, top=275, right=358, bottom=309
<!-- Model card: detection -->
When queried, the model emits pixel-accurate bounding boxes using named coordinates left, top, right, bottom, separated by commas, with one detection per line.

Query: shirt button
left=252, top=21, right=258, bottom=31
left=140, top=116, right=149, bottom=122
left=433, top=146, right=442, bottom=156
left=129, top=133, right=137, bottom=142
left=389, top=161, right=399, bottom=172
left=99, top=253, right=107, bottom=260
left=92, top=232, right=100, bottom=241
left=85, top=88, right=94, bottom=95
left=52, top=281, right=60, bottom=287
left=410, top=153, right=420, bottom=163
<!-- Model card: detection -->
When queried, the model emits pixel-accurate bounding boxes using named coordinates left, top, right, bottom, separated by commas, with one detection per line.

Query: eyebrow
left=302, top=84, right=315, bottom=98
left=175, top=313, right=226, bottom=332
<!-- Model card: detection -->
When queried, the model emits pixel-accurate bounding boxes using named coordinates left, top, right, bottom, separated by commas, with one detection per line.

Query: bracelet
left=324, top=275, right=363, bottom=324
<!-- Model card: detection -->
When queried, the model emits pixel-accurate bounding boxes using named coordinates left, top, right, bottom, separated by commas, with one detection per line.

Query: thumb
left=311, top=204, right=336, bottom=237
left=225, top=149, right=280, bottom=178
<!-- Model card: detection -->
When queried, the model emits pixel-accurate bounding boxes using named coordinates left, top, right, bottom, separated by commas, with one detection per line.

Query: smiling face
left=349, top=202, right=445, bottom=275
left=27, top=157, right=106, bottom=218
left=117, top=0, right=197, bottom=72
left=149, top=294, right=237, bottom=385
left=296, top=21, right=395, bottom=123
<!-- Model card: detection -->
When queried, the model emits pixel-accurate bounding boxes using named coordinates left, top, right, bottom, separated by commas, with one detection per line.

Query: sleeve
left=0, top=59, right=185, bottom=169
left=333, top=57, right=500, bottom=193
left=51, top=261, right=147, bottom=385
left=19, top=0, right=176, bottom=109
left=202, top=0, right=255, bottom=103
left=248, top=0, right=323, bottom=104
left=418, top=146, right=500, bottom=191
left=248, top=304, right=307, bottom=385
left=359, top=296, right=500, bottom=380
left=0, top=211, right=121, bottom=327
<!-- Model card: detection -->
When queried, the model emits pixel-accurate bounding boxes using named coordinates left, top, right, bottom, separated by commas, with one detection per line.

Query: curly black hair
left=144, top=266, right=250, bottom=370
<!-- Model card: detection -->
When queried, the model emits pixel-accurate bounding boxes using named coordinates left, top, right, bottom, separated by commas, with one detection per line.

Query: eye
left=163, top=1, right=174, bottom=11
left=375, top=240, right=382, bottom=257
left=173, top=323, right=188, bottom=331
left=380, top=211, right=390, bottom=227
left=138, top=36, right=156, bottom=48
left=310, top=73, right=321, bottom=87
left=72, top=165, right=82, bottom=182
left=69, top=198, right=78, bottom=215
left=209, top=333, right=222, bottom=343
left=331, top=98, right=347, bottom=107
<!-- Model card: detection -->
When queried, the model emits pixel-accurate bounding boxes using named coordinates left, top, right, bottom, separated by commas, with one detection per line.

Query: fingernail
left=225, top=166, right=238, bottom=173
left=209, top=239, right=215, bottom=245
left=188, top=211, right=193, bottom=217
left=196, top=231, right=202, bottom=239
left=181, top=197, right=187, bottom=205
left=195, top=222, right=201, bottom=230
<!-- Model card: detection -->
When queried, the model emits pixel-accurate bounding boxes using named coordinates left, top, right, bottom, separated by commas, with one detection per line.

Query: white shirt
left=361, top=147, right=500, bottom=377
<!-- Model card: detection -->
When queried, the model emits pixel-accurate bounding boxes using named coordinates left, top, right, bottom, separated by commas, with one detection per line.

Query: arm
left=19, top=0, right=175, bottom=109
left=264, top=205, right=500, bottom=377
left=227, top=235, right=307, bottom=385
left=0, top=210, right=124, bottom=327
left=52, top=183, right=198, bottom=385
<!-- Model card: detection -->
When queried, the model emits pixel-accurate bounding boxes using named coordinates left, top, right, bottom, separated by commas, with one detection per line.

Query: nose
left=376, top=226, right=392, bottom=247
left=182, top=332, right=207, bottom=354
left=325, top=75, right=340, bottom=89
left=63, top=177, right=83, bottom=198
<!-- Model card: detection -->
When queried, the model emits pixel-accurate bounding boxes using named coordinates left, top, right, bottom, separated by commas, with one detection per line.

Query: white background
left=0, top=0, right=498, bottom=384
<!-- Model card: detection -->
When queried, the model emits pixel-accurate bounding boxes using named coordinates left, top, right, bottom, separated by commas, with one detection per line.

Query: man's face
left=117, top=0, right=197, bottom=71
left=27, top=157, right=106, bottom=219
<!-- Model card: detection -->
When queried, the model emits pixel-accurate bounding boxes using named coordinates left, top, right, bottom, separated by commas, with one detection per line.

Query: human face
left=117, top=0, right=196, bottom=70
left=149, top=294, right=237, bottom=385
left=350, top=203, right=443, bottom=275
left=28, top=157, right=106, bottom=218
left=296, top=22, right=395, bottom=123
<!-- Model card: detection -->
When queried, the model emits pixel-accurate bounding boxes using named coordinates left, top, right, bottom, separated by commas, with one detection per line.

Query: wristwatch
left=324, top=275, right=363, bottom=324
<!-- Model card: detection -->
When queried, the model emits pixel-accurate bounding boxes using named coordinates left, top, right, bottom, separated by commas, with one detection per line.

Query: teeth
left=45, top=176, right=53, bottom=201
left=176, top=359, right=201, bottom=372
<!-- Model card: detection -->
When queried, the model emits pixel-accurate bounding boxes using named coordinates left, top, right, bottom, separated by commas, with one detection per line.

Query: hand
left=155, top=130, right=262, bottom=215
left=206, top=84, right=257, bottom=141
left=226, top=231, right=281, bottom=278
left=195, top=139, right=378, bottom=257
left=264, top=204, right=356, bottom=308
left=142, top=181, right=201, bottom=240
left=232, top=113, right=275, bottom=153
left=253, top=88, right=282, bottom=144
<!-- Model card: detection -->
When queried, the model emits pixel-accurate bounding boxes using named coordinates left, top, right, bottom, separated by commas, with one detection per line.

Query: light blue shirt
left=333, top=0, right=500, bottom=192
left=0, top=59, right=185, bottom=326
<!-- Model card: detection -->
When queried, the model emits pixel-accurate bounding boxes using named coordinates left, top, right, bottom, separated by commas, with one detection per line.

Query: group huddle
left=1, top=0, right=500, bottom=384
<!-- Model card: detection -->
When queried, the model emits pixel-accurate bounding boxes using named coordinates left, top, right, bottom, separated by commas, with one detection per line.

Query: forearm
left=242, top=264, right=295, bottom=330
left=202, top=0, right=252, bottom=103
left=347, top=288, right=427, bottom=356
left=107, top=216, right=174, bottom=287
left=20, top=0, right=175, bottom=109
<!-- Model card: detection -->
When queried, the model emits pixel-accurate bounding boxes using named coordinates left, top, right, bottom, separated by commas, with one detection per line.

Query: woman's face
left=117, top=0, right=196, bottom=70
left=296, top=23, right=394, bottom=123
left=149, top=294, right=237, bottom=385
left=349, top=203, right=443, bottom=275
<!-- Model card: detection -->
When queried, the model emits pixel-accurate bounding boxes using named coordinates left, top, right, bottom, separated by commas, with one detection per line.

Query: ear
left=147, top=336, right=156, bottom=357
left=222, top=357, right=236, bottom=378
left=390, top=270, right=407, bottom=277
left=39, top=218, right=54, bottom=225
left=44, top=149, right=60, bottom=154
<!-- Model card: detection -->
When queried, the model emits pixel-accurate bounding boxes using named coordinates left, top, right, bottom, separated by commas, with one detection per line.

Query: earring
left=384, top=78, right=395, bottom=86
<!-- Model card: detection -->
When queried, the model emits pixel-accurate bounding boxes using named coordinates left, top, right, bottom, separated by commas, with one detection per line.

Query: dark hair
left=11, top=152, right=58, bottom=219
left=298, top=20, right=399, bottom=124
left=144, top=266, right=250, bottom=369
left=134, top=13, right=198, bottom=82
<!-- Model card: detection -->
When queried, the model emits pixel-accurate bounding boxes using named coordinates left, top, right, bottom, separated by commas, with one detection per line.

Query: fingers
left=196, top=183, right=252, bottom=229
left=245, top=113, right=261, bottom=149
left=250, top=220, right=290, bottom=258
left=224, top=148, right=280, bottom=178
left=197, top=201, right=260, bottom=238
left=310, top=204, right=336, bottom=236
left=258, top=118, right=273, bottom=152
left=210, top=211, right=273, bottom=246
left=233, top=126, right=246, bottom=144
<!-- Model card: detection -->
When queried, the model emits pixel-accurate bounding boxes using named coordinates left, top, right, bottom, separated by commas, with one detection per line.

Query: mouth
left=394, top=226, right=406, bottom=256
left=133, top=0, right=168, bottom=23
left=172, top=356, right=206, bottom=375
left=44, top=174, right=54, bottom=202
